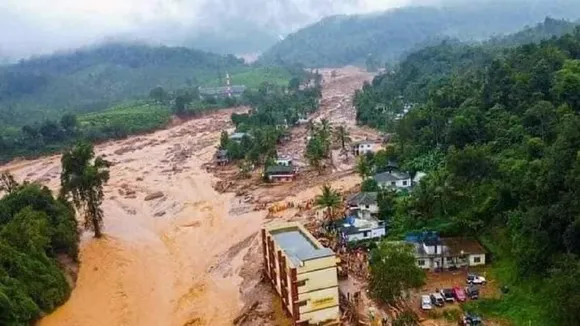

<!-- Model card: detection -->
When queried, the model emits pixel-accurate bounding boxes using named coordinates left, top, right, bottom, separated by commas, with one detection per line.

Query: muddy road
left=1, top=67, right=373, bottom=326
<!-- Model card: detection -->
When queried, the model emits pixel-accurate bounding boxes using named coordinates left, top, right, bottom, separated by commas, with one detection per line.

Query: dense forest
left=0, top=43, right=247, bottom=127
left=259, top=0, right=580, bottom=67
left=0, top=179, right=80, bottom=325
left=354, top=27, right=580, bottom=325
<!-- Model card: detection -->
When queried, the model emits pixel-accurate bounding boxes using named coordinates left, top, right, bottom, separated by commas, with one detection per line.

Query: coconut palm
left=355, top=155, right=373, bottom=180
left=334, top=125, right=351, bottom=151
left=314, top=184, right=342, bottom=221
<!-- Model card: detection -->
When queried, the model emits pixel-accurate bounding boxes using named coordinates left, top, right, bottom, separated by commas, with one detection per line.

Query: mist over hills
left=259, top=0, right=580, bottom=66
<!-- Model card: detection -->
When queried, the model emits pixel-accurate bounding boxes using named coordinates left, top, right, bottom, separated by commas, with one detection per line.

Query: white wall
left=422, top=243, right=443, bottom=255
left=416, top=258, right=431, bottom=269
left=355, top=143, right=381, bottom=155
left=378, top=178, right=412, bottom=190
left=469, top=254, right=486, bottom=266
left=345, top=227, right=384, bottom=242
left=352, top=204, right=379, bottom=217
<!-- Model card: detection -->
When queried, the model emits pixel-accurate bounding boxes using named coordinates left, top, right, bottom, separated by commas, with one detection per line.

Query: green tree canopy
left=369, top=241, right=425, bottom=304
left=60, top=142, right=110, bottom=238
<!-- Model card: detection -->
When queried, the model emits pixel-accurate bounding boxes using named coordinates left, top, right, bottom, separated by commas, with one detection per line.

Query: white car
left=466, top=274, right=487, bottom=285
left=421, top=295, right=433, bottom=310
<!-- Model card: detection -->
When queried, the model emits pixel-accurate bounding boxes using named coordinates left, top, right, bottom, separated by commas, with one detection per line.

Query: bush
left=0, top=183, right=80, bottom=325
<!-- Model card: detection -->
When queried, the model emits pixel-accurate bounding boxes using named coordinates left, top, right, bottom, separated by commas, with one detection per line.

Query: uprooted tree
left=60, top=141, right=110, bottom=238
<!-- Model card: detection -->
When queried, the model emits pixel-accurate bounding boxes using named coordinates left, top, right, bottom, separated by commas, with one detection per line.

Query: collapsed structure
left=262, top=222, right=340, bottom=325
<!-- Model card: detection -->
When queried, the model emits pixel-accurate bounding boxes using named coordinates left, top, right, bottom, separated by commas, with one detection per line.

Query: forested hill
left=489, top=17, right=578, bottom=47
left=258, top=0, right=580, bottom=67
left=0, top=43, right=246, bottom=126
left=354, top=28, right=580, bottom=325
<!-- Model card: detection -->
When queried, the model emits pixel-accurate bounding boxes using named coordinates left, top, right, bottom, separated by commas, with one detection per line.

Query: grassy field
left=79, top=101, right=172, bottom=134
left=462, top=233, right=547, bottom=326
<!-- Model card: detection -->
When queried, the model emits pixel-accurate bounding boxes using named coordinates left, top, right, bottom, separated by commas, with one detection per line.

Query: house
left=405, top=232, right=487, bottom=270
left=265, top=165, right=296, bottom=183
left=346, top=192, right=378, bottom=220
left=276, top=156, right=293, bottom=167
left=214, top=149, right=229, bottom=166
left=262, top=222, right=340, bottom=325
left=352, top=140, right=382, bottom=156
left=374, top=171, right=412, bottom=190
left=230, top=132, right=250, bottom=143
left=198, top=85, right=246, bottom=99
left=339, top=215, right=385, bottom=243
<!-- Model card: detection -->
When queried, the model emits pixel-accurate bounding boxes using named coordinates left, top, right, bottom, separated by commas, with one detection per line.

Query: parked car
left=430, top=293, right=445, bottom=307
left=466, top=273, right=487, bottom=285
left=453, top=286, right=467, bottom=302
left=466, top=285, right=479, bottom=299
left=440, top=288, right=455, bottom=303
left=458, top=312, right=483, bottom=325
left=421, top=295, right=433, bottom=310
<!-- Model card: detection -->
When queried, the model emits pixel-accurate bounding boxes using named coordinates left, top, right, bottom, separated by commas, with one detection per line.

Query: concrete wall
left=298, top=286, right=340, bottom=324
left=416, top=255, right=486, bottom=269
left=378, top=178, right=412, bottom=190
left=263, top=223, right=340, bottom=325
left=269, top=174, right=295, bottom=182
left=469, top=254, right=486, bottom=266
left=354, top=143, right=381, bottom=155
left=296, top=267, right=338, bottom=294
left=345, top=227, right=385, bottom=242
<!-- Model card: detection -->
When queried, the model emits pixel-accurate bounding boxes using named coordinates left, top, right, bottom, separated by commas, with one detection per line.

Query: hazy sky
left=0, top=0, right=414, bottom=60
left=0, top=0, right=561, bottom=60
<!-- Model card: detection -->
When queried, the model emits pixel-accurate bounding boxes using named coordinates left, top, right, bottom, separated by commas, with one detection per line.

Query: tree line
left=218, top=71, right=323, bottom=170
left=354, top=27, right=580, bottom=325
left=1, top=141, right=109, bottom=325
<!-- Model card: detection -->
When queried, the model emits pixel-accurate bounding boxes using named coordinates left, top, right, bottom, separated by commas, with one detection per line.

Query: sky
left=0, top=0, right=413, bottom=60
left=0, top=0, right=561, bottom=60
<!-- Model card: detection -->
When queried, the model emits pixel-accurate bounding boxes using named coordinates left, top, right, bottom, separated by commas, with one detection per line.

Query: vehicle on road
left=430, top=292, right=445, bottom=307
left=466, top=273, right=486, bottom=285
left=440, top=288, right=455, bottom=303
left=453, top=286, right=467, bottom=302
left=421, top=295, right=433, bottom=310
left=466, top=285, right=479, bottom=299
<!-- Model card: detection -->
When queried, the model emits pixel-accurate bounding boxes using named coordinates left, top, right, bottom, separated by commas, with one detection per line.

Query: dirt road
left=1, top=67, right=374, bottom=326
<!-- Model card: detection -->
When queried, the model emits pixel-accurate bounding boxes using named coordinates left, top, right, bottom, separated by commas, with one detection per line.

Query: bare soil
left=0, top=67, right=377, bottom=326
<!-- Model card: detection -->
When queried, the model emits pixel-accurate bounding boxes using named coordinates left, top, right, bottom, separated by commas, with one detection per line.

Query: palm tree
left=334, top=125, right=351, bottom=151
left=355, top=155, right=373, bottom=180
left=318, top=119, right=334, bottom=164
left=60, top=142, right=110, bottom=238
left=314, top=184, right=342, bottom=221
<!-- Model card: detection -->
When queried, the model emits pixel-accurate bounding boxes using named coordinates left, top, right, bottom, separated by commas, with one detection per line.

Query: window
left=363, top=231, right=370, bottom=237
left=391, top=181, right=396, bottom=186
left=402, top=180, right=408, bottom=186
left=297, top=300, right=308, bottom=307
left=296, top=280, right=306, bottom=287
left=365, top=205, right=369, bottom=209
left=473, top=256, right=481, bottom=263
left=418, top=259, right=425, bottom=266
